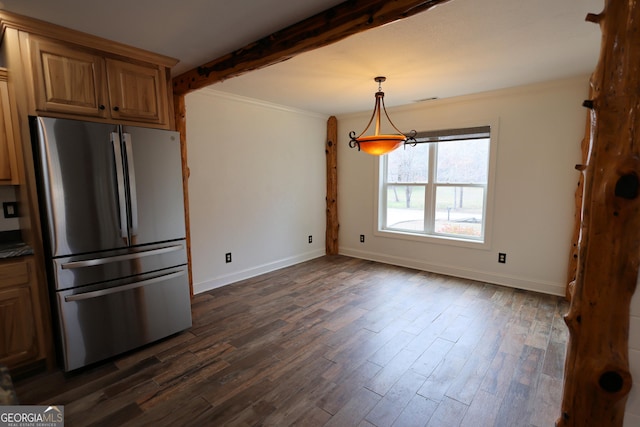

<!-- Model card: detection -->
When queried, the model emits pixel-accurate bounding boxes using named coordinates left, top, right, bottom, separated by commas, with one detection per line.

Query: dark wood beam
left=172, top=0, right=451, bottom=95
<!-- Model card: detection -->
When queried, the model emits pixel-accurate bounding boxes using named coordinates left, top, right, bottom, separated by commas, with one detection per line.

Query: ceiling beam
left=172, top=0, right=451, bottom=95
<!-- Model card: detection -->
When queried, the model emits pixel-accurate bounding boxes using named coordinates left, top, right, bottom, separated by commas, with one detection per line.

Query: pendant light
left=349, top=76, right=416, bottom=155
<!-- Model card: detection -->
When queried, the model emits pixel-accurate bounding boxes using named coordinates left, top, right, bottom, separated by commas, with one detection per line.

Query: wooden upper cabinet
left=106, top=58, right=168, bottom=124
left=30, top=36, right=108, bottom=119
left=27, top=34, right=172, bottom=128
left=0, top=69, right=20, bottom=184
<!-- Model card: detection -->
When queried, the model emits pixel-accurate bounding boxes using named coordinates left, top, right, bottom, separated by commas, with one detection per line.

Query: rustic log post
left=326, top=116, right=339, bottom=255
left=566, top=111, right=592, bottom=302
left=174, top=92, right=194, bottom=297
left=558, top=1, right=639, bottom=425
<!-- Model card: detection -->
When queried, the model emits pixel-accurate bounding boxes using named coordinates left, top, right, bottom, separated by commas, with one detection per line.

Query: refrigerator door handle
left=60, top=243, right=185, bottom=269
left=123, top=133, right=139, bottom=236
left=111, top=132, right=129, bottom=242
left=64, top=270, right=186, bottom=302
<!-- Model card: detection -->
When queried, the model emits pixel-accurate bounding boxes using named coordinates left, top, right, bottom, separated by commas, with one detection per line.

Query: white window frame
left=374, top=120, right=498, bottom=250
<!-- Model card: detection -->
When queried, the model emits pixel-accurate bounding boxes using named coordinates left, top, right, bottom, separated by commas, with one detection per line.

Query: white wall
left=185, top=89, right=327, bottom=293
left=337, top=76, right=589, bottom=296
left=626, top=283, right=640, bottom=426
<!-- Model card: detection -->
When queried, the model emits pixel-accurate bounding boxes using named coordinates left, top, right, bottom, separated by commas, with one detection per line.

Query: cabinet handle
left=99, top=104, right=105, bottom=110
left=113, top=106, right=120, bottom=112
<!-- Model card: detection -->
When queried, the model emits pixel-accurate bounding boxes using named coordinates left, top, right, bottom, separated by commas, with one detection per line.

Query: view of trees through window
left=381, top=130, right=490, bottom=241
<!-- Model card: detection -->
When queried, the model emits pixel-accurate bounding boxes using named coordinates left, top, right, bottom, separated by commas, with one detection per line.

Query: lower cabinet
left=0, top=256, right=46, bottom=370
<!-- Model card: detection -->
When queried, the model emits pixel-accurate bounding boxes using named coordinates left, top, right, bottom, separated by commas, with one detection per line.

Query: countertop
left=0, top=230, right=33, bottom=259
left=0, top=242, right=33, bottom=258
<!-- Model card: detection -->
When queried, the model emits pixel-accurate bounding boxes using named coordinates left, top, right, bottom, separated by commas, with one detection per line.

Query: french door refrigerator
left=31, top=116, right=192, bottom=371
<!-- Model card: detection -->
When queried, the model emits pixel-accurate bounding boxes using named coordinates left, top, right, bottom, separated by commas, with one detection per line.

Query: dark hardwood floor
left=14, top=255, right=568, bottom=426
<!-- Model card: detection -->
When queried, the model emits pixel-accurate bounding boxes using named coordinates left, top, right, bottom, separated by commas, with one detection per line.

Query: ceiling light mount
left=349, top=76, right=416, bottom=156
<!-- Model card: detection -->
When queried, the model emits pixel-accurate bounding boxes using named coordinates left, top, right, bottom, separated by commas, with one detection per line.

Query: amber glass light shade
left=349, top=77, right=415, bottom=156
left=356, top=135, right=406, bottom=155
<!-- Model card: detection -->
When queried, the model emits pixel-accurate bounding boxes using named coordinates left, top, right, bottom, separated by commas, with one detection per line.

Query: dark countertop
left=0, top=230, right=33, bottom=259
left=0, top=242, right=33, bottom=258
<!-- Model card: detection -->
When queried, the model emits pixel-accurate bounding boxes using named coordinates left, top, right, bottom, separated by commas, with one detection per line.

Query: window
left=379, top=126, right=493, bottom=244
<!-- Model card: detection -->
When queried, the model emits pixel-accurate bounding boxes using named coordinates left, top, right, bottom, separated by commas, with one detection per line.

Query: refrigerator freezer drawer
left=52, top=240, right=187, bottom=290
left=56, top=267, right=192, bottom=371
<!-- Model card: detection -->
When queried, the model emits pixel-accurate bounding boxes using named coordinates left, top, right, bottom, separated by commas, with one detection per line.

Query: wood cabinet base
left=0, top=257, right=48, bottom=375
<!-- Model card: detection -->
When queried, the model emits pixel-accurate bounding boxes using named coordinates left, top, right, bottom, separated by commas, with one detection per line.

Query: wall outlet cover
left=2, top=202, right=18, bottom=218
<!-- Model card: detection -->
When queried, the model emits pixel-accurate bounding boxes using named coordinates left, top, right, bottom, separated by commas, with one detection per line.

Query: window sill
left=374, top=228, right=491, bottom=250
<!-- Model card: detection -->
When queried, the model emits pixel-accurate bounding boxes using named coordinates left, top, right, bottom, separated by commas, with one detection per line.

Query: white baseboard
left=193, top=249, right=325, bottom=294
left=194, top=247, right=566, bottom=297
left=339, top=247, right=566, bottom=297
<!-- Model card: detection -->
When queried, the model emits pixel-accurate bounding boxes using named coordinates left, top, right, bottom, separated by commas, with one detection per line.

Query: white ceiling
left=0, top=0, right=603, bottom=115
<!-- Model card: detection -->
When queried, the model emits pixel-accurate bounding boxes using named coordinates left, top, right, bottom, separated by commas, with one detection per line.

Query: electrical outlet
left=225, top=252, right=232, bottom=263
left=2, top=202, right=18, bottom=218
left=360, top=234, right=365, bottom=243
left=308, top=235, right=312, bottom=244
left=498, top=252, right=506, bottom=264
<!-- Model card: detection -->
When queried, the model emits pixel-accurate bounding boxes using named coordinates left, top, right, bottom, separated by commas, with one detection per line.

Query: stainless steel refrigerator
left=31, top=116, right=192, bottom=371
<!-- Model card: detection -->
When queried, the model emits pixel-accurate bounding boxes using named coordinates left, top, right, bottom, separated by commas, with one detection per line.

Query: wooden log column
left=326, top=116, right=338, bottom=254
left=174, top=93, right=194, bottom=296
left=566, top=112, right=592, bottom=302
left=558, top=1, right=640, bottom=425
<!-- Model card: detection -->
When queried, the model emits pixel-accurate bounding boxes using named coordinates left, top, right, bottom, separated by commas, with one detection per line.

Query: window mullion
left=379, top=157, right=387, bottom=229
left=425, top=143, right=437, bottom=233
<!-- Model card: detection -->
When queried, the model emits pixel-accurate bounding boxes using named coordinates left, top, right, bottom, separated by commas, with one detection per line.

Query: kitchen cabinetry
left=29, top=35, right=170, bottom=127
left=0, top=256, right=46, bottom=370
left=29, top=36, right=108, bottom=119
left=0, top=10, right=180, bottom=374
left=0, top=68, right=19, bottom=184
left=105, top=58, right=167, bottom=124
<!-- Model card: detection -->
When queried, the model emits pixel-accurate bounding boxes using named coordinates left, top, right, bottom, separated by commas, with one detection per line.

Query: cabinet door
left=0, top=70, right=19, bottom=184
left=106, top=58, right=168, bottom=125
left=0, top=287, right=38, bottom=367
left=30, top=36, right=109, bottom=118
left=0, top=259, right=39, bottom=368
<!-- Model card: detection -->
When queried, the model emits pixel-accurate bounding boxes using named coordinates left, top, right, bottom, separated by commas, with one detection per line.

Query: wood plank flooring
left=13, top=255, right=568, bottom=426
